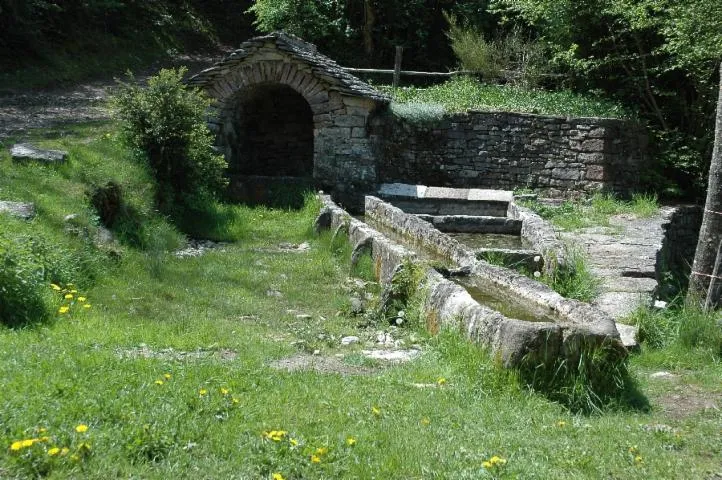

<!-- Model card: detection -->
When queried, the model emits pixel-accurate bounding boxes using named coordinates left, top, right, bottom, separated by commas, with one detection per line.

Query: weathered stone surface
left=614, top=322, right=639, bottom=350
left=11, top=143, right=67, bottom=164
left=372, top=111, right=648, bottom=198
left=357, top=195, right=625, bottom=366
left=0, top=201, right=35, bottom=219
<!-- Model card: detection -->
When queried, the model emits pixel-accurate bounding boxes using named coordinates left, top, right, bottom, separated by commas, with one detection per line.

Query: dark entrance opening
left=223, top=83, right=314, bottom=207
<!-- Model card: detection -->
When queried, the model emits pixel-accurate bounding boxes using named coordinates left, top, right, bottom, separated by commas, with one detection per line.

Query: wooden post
left=393, top=46, right=403, bottom=88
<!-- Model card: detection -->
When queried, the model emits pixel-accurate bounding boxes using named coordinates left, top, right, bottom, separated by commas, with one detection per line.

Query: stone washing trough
left=316, top=194, right=626, bottom=368
left=377, top=183, right=566, bottom=273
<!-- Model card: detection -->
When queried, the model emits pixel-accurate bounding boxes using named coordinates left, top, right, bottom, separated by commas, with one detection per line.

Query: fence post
left=393, top=46, right=403, bottom=88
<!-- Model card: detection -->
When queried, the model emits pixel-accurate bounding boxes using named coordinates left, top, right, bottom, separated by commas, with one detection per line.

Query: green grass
left=521, top=193, right=660, bottom=231
left=381, top=76, right=635, bottom=119
left=1, top=123, right=721, bottom=478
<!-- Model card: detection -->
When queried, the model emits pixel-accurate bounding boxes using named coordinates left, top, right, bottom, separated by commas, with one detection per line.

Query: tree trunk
left=362, top=0, right=375, bottom=58
left=688, top=62, right=722, bottom=307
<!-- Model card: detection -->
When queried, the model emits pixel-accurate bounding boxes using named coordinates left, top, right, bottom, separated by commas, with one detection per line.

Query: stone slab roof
left=189, top=32, right=390, bottom=103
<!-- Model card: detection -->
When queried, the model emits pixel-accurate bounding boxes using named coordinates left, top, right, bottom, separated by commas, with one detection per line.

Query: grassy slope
left=1, top=124, right=720, bottom=478
left=382, top=76, right=636, bottom=119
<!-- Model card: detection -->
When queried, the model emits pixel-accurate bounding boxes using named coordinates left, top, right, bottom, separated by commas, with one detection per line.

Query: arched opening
left=224, top=83, right=314, bottom=178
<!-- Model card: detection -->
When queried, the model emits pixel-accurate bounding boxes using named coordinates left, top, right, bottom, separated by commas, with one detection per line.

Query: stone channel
left=316, top=190, right=626, bottom=369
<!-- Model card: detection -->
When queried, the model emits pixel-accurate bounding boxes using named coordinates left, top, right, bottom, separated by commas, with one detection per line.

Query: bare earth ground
left=0, top=51, right=229, bottom=140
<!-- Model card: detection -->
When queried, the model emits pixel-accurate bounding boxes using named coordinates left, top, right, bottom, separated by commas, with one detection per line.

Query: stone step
left=415, top=214, right=522, bottom=234
left=378, top=183, right=512, bottom=217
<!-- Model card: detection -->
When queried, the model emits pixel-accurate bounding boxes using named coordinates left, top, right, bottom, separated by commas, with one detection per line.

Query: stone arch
left=207, top=61, right=333, bottom=183
left=189, top=33, right=389, bottom=208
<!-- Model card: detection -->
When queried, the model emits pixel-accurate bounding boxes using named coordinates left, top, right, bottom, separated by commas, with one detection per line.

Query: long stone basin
left=317, top=195, right=625, bottom=368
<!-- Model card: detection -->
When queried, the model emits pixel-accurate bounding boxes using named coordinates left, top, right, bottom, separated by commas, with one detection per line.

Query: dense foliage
left=112, top=68, right=228, bottom=211
left=0, top=0, right=256, bottom=85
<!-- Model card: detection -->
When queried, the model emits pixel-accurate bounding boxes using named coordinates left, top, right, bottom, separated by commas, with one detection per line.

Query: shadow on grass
left=517, top=344, right=650, bottom=415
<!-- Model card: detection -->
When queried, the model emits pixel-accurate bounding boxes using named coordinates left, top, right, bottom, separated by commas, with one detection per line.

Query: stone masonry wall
left=657, top=205, right=703, bottom=297
left=371, top=110, right=649, bottom=197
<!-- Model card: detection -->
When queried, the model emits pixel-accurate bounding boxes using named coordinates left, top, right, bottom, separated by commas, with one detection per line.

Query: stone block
left=585, top=165, right=606, bottom=181
left=11, top=144, right=67, bottom=164
left=334, top=115, right=366, bottom=128
left=580, top=139, right=605, bottom=152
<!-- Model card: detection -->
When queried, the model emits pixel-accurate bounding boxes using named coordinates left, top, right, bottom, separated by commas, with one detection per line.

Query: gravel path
left=0, top=51, right=229, bottom=140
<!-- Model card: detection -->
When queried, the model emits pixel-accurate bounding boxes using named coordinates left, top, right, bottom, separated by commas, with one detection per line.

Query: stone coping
left=378, top=183, right=513, bottom=203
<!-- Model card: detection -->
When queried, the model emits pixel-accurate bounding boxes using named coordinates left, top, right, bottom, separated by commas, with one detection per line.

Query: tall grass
left=521, top=193, right=660, bottom=231
left=381, top=76, right=635, bottom=119
left=626, top=300, right=722, bottom=355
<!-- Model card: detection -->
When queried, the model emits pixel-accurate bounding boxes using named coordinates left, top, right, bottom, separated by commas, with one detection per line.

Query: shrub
left=0, top=232, right=52, bottom=327
left=445, top=14, right=550, bottom=87
left=112, top=67, right=228, bottom=211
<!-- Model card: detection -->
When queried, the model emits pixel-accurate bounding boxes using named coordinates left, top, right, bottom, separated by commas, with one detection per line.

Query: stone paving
left=560, top=207, right=678, bottom=319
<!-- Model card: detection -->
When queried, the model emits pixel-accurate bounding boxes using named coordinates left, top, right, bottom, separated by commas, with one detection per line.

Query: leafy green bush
left=445, top=13, right=504, bottom=80
left=113, top=67, right=228, bottom=211
left=446, top=14, right=550, bottom=88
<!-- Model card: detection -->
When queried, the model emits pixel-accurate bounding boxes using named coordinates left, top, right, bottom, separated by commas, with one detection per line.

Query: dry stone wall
left=371, top=111, right=649, bottom=197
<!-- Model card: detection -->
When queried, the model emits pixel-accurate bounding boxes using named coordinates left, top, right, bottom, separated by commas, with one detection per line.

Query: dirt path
left=0, top=51, right=229, bottom=140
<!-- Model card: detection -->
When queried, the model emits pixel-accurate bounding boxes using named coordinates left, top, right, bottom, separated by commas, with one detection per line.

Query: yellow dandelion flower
left=64, top=294, right=74, bottom=300
left=372, top=406, right=381, bottom=416
left=21, top=439, right=36, bottom=448
left=78, top=297, right=87, bottom=302
left=199, top=388, right=208, bottom=396
left=48, top=447, right=60, bottom=456
left=437, top=377, right=447, bottom=385
left=38, top=436, right=49, bottom=442
left=60, top=447, right=69, bottom=456
left=164, top=373, right=171, bottom=380
left=289, top=438, right=298, bottom=447
left=482, top=461, right=492, bottom=469
left=38, top=428, right=47, bottom=433
left=421, top=417, right=431, bottom=425
left=272, top=473, right=285, bottom=480
left=50, top=284, right=62, bottom=291
left=83, top=304, right=91, bottom=308
left=10, top=441, right=23, bottom=451
left=232, top=396, right=240, bottom=405
left=489, top=455, right=507, bottom=466
left=315, top=447, right=328, bottom=455
left=220, top=388, right=229, bottom=395
left=557, top=420, right=567, bottom=428
left=346, top=437, right=356, bottom=446
left=635, top=455, right=643, bottom=464
left=155, top=380, right=164, bottom=386
left=58, top=306, right=70, bottom=314
left=75, top=424, right=88, bottom=433
left=311, top=454, right=321, bottom=463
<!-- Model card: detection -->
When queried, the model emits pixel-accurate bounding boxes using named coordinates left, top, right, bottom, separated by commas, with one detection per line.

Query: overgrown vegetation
left=626, top=301, right=722, bottom=355
left=112, top=67, right=228, bottom=213
left=520, top=192, right=659, bottom=231
left=383, top=76, right=634, bottom=118
left=446, top=14, right=550, bottom=88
